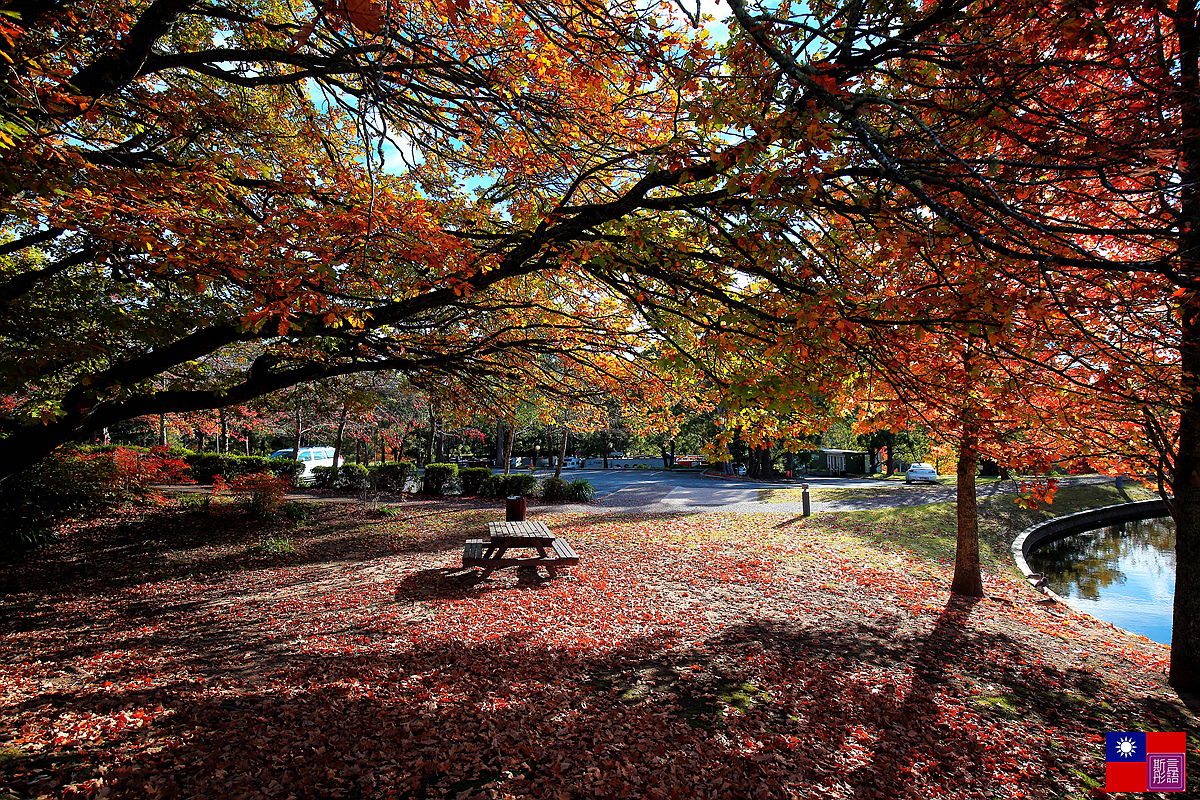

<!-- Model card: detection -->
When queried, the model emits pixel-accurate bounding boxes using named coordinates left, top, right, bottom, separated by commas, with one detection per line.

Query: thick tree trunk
left=554, top=428, right=567, bottom=479
left=504, top=423, right=515, bottom=475
left=425, top=406, right=435, bottom=466
left=158, top=413, right=167, bottom=448
left=291, top=408, right=302, bottom=461
left=1173, top=306, right=1200, bottom=690
left=218, top=407, right=227, bottom=453
left=950, top=428, right=984, bottom=597
left=331, top=403, right=349, bottom=484
left=885, top=444, right=895, bottom=476
left=602, top=432, right=609, bottom=469
left=1170, top=0, right=1200, bottom=692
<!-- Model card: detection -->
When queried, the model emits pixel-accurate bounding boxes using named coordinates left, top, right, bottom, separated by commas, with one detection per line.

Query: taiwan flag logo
left=1105, top=732, right=1187, bottom=792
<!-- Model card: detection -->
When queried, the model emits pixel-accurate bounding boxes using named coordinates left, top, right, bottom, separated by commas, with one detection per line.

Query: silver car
left=905, top=462, right=939, bottom=484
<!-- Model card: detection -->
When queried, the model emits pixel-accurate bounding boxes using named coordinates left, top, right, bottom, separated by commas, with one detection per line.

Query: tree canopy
left=2, top=0, right=1198, bottom=687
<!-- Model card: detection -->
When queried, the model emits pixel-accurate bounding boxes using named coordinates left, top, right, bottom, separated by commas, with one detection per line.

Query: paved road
left=549, top=469, right=1112, bottom=514
left=162, top=470, right=1112, bottom=515
left=567, top=469, right=888, bottom=514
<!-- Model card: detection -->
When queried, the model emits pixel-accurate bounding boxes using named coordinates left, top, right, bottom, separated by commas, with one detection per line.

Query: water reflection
left=1026, top=517, right=1176, bottom=645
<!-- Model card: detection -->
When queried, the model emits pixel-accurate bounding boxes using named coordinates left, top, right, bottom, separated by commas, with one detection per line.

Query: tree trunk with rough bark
left=950, top=428, right=984, bottom=597
left=331, top=403, right=349, bottom=485
left=504, top=423, right=515, bottom=475
left=554, top=428, right=567, bottom=479
left=495, top=419, right=505, bottom=468
left=1170, top=0, right=1200, bottom=692
left=291, top=409, right=302, bottom=461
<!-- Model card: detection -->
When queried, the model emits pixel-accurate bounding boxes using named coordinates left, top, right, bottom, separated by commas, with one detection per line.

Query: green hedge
left=539, top=477, right=595, bottom=502
left=185, top=453, right=303, bottom=485
left=541, top=476, right=569, bottom=501
left=487, top=472, right=538, bottom=498
left=422, top=463, right=458, bottom=496
left=85, top=444, right=195, bottom=460
left=369, top=461, right=415, bottom=491
left=311, top=462, right=370, bottom=490
left=459, top=467, right=493, bottom=496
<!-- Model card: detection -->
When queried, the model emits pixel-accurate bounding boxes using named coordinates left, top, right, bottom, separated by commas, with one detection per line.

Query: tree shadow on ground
left=6, top=590, right=1196, bottom=799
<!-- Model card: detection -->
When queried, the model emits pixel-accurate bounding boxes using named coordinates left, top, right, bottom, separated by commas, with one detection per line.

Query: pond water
left=1026, top=517, right=1175, bottom=645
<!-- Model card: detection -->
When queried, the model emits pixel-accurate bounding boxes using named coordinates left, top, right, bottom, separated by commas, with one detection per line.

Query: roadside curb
left=1011, top=498, right=1169, bottom=602
left=700, top=471, right=803, bottom=485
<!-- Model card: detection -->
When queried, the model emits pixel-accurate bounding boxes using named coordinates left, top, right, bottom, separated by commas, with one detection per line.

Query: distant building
left=808, top=449, right=867, bottom=475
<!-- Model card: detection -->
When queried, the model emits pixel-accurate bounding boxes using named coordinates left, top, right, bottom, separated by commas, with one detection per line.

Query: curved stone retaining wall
left=1011, top=498, right=1169, bottom=601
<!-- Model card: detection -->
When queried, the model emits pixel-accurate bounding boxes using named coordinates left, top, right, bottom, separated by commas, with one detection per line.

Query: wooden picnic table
left=462, top=520, right=579, bottom=578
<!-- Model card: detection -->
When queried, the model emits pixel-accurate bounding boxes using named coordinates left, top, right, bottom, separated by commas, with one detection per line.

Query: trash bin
left=506, top=495, right=527, bottom=522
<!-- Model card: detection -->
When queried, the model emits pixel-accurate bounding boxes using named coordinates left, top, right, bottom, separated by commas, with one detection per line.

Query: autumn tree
left=687, top=0, right=1192, bottom=685
left=0, top=0, right=742, bottom=481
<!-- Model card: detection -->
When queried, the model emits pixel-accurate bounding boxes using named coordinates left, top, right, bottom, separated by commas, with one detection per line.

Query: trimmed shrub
left=336, top=462, right=370, bottom=490
left=185, top=453, right=303, bottom=485
left=270, top=459, right=306, bottom=486
left=567, top=479, right=596, bottom=502
left=422, top=463, right=458, bottom=496
left=488, top=472, right=538, bottom=498
left=370, top=461, right=415, bottom=491
left=540, top=476, right=569, bottom=501
left=311, top=463, right=370, bottom=491
left=459, top=467, right=493, bottom=496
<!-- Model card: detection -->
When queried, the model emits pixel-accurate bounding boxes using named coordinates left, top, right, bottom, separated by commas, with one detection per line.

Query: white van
left=270, top=446, right=343, bottom=484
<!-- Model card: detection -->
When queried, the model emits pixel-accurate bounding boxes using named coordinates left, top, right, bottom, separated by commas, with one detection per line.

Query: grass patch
left=246, top=534, right=296, bottom=556
left=281, top=501, right=313, bottom=521
left=761, top=484, right=944, bottom=503
left=811, top=483, right=1160, bottom=577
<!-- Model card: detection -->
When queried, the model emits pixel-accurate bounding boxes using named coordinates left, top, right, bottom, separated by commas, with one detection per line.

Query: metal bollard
left=1115, top=475, right=1125, bottom=490
left=802, top=483, right=811, bottom=517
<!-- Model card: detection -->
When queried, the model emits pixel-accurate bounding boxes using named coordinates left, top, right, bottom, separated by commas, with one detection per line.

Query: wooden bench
left=551, top=538, right=579, bottom=564
left=462, top=531, right=579, bottom=578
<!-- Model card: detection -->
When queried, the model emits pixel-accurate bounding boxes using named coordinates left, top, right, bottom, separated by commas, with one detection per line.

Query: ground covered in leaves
left=1, top=488, right=1196, bottom=799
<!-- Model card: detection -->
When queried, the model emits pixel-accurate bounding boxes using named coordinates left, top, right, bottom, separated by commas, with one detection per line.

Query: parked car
left=905, top=462, right=939, bottom=484
left=733, top=462, right=747, bottom=476
left=561, top=457, right=583, bottom=469
left=270, top=446, right=343, bottom=484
